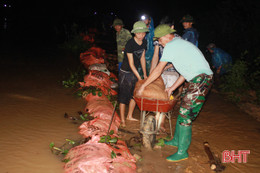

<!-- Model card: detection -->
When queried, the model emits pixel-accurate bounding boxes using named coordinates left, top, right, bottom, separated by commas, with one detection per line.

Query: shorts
left=118, top=69, right=138, bottom=104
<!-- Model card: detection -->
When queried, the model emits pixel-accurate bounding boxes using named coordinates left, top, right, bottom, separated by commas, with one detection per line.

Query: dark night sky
left=1, top=0, right=260, bottom=60
left=4, top=0, right=221, bottom=26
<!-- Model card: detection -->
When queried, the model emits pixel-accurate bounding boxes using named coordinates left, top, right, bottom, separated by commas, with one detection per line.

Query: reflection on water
left=0, top=65, right=85, bottom=173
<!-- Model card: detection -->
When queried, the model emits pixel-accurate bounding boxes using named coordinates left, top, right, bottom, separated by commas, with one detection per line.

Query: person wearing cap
left=118, top=21, right=149, bottom=127
left=140, top=14, right=155, bottom=76
left=112, top=18, right=132, bottom=71
left=180, top=14, right=199, bottom=47
left=149, top=22, right=180, bottom=132
left=207, top=43, right=232, bottom=87
left=136, top=24, right=213, bottom=162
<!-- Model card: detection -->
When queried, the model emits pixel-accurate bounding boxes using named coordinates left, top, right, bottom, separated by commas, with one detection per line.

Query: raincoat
left=211, top=47, right=232, bottom=75
left=145, top=17, right=155, bottom=75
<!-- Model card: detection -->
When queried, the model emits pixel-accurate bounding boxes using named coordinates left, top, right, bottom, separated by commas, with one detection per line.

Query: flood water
left=1, top=21, right=260, bottom=173
left=0, top=22, right=86, bottom=172
left=0, top=63, right=86, bottom=173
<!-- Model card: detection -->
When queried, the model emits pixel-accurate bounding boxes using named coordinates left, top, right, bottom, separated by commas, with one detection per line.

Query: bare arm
left=140, top=51, right=147, bottom=79
left=136, top=61, right=167, bottom=96
left=127, top=53, right=142, bottom=80
left=149, top=45, right=159, bottom=74
left=165, top=75, right=185, bottom=97
left=164, top=63, right=173, bottom=70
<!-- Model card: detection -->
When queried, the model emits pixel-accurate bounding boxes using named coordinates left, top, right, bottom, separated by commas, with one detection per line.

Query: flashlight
left=141, top=15, right=146, bottom=21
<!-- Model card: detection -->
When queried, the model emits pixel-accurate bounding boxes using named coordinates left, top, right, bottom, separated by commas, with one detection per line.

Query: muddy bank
left=120, top=91, right=260, bottom=173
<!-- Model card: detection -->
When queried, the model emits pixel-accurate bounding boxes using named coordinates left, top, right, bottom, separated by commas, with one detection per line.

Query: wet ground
left=0, top=23, right=260, bottom=173
left=123, top=91, right=260, bottom=173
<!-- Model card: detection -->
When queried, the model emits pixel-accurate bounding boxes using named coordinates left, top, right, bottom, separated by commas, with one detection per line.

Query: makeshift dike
left=64, top=47, right=137, bottom=173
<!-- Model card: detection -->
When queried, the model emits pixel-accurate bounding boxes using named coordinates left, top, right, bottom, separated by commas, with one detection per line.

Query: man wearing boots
left=136, top=24, right=213, bottom=162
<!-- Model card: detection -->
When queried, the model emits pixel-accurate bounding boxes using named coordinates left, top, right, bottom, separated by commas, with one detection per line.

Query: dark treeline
left=2, top=0, right=260, bottom=62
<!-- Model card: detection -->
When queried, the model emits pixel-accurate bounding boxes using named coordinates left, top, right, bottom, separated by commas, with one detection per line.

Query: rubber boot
left=164, top=117, right=180, bottom=147
left=166, top=125, right=192, bottom=162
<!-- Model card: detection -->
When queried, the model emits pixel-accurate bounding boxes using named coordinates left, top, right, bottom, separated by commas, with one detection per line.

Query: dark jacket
left=182, top=27, right=199, bottom=47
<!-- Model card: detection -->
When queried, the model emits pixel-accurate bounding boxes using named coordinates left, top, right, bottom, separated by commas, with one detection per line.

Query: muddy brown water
left=0, top=59, right=86, bottom=173
left=1, top=54, right=260, bottom=173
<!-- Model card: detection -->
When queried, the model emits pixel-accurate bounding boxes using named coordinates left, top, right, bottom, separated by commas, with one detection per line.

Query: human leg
left=126, top=99, right=138, bottom=121
left=166, top=123, right=192, bottom=162
left=165, top=116, right=180, bottom=147
left=119, top=103, right=126, bottom=127
left=118, top=70, right=131, bottom=127
left=166, top=74, right=213, bottom=162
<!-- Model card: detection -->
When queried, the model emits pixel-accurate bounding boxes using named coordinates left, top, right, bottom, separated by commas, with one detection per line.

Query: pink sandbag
left=79, top=118, right=118, bottom=138
left=85, top=98, right=114, bottom=113
left=109, top=72, right=118, bottom=81
left=87, top=47, right=106, bottom=58
left=64, top=141, right=113, bottom=173
left=84, top=92, right=110, bottom=102
left=81, top=70, right=113, bottom=87
left=109, top=140, right=136, bottom=173
left=111, top=157, right=136, bottom=173
left=85, top=99, right=121, bottom=126
left=64, top=135, right=136, bottom=173
left=91, top=111, right=120, bottom=127
left=79, top=82, right=117, bottom=96
left=80, top=53, right=105, bottom=69
left=85, top=98, right=113, bottom=110
left=79, top=70, right=117, bottom=96
left=108, top=140, right=136, bottom=163
left=80, top=47, right=106, bottom=68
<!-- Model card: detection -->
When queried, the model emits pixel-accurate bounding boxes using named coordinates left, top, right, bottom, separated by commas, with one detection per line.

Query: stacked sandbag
left=79, top=93, right=120, bottom=138
left=79, top=70, right=117, bottom=96
left=80, top=47, right=106, bottom=69
left=64, top=135, right=136, bottom=173
left=134, top=76, right=169, bottom=100
left=64, top=47, right=136, bottom=173
left=89, top=63, right=110, bottom=76
left=84, top=95, right=121, bottom=126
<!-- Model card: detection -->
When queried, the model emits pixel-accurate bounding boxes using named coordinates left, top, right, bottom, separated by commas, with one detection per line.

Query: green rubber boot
left=164, top=117, right=180, bottom=147
left=166, top=125, right=192, bottom=162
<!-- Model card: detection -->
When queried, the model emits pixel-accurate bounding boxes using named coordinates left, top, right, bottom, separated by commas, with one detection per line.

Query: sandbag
left=80, top=53, right=105, bottom=69
left=88, top=47, right=106, bottom=58
left=84, top=92, right=110, bottom=103
left=79, top=118, right=118, bottom=138
left=80, top=47, right=106, bottom=69
left=109, top=72, right=118, bottom=81
left=85, top=99, right=120, bottom=126
left=85, top=98, right=113, bottom=112
left=64, top=140, right=113, bottom=173
left=79, top=80, right=117, bottom=96
left=79, top=70, right=117, bottom=96
left=108, top=140, right=137, bottom=173
left=88, top=63, right=110, bottom=76
left=64, top=135, right=136, bottom=173
left=134, top=76, right=168, bottom=100
left=81, top=70, right=112, bottom=88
